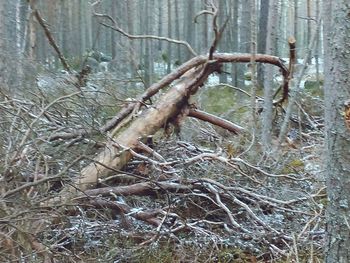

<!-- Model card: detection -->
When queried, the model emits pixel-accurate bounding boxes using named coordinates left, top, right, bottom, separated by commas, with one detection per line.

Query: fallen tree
left=58, top=53, right=289, bottom=196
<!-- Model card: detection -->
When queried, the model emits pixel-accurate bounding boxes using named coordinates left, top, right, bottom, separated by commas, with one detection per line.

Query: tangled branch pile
left=0, top=48, right=325, bottom=262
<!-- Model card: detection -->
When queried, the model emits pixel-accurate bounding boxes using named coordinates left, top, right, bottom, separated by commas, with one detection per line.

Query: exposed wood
left=48, top=53, right=288, bottom=142
left=70, top=62, right=221, bottom=193
left=75, top=54, right=287, bottom=189
left=44, top=53, right=289, bottom=200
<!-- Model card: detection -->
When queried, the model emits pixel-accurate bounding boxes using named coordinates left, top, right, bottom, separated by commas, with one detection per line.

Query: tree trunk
left=174, top=0, right=181, bottom=64
left=314, top=0, right=321, bottom=87
left=184, top=0, right=195, bottom=61
left=74, top=61, right=218, bottom=193
left=28, top=0, right=37, bottom=61
left=262, top=0, right=278, bottom=152
left=60, top=53, right=288, bottom=195
left=257, top=0, right=269, bottom=85
left=218, top=0, right=228, bottom=83
left=157, top=0, right=163, bottom=52
left=306, top=0, right=312, bottom=64
left=250, top=0, right=258, bottom=130
left=323, top=1, right=350, bottom=262
left=230, top=1, right=243, bottom=87
left=202, top=0, right=208, bottom=53
left=293, top=0, right=298, bottom=60
left=167, top=0, right=172, bottom=73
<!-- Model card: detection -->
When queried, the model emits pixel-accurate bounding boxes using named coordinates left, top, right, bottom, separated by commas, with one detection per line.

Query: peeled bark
left=74, top=63, right=220, bottom=192
left=63, top=53, right=289, bottom=194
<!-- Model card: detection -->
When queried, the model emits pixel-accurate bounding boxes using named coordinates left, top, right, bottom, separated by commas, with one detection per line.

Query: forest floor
left=0, top=67, right=325, bottom=262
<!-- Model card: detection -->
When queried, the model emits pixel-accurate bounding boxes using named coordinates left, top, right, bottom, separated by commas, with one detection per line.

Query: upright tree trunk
left=157, top=0, right=163, bottom=53
left=231, top=1, right=244, bottom=87
left=28, top=0, right=37, bottom=61
left=314, top=0, right=321, bottom=87
left=85, top=1, right=93, bottom=50
left=110, top=0, right=117, bottom=60
left=174, top=0, right=181, bottom=64
left=262, top=0, right=278, bottom=152
left=144, top=0, right=155, bottom=88
left=202, top=0, right=208, bottom=53
left=240, top=0, right=251, bottom=54
left=250, top=0, right=258, bottom=130
left=184, top=0, right=195, bottom=61
left=60, top=0, right=69, bottom=56
left=238, top=0, right=252, bottom=87
left=218, top=0, right=228, bottom=83
left=257, top=0, right=269, bottom=86
left=126, top=0, right=136, bottom=74
left=323, top=1, right=350, bottom=262
left=306, top=0, right=312, bottom=64
left=294, top=0, right=298, bottom=60
left=0, top=0, right=4, bottom=51
left=167, top=0, right=172, bottom=73
left=79, top=0, right=86, bottom=58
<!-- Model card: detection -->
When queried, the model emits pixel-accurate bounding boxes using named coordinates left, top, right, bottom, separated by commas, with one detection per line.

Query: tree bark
left=167, top=0, right=172, bottom=74
left=257, top=0, right=269, bottom=85
left=73, top=62, right=220, bottom=192
left=323, top=1, right=350, bottom=262
left=262, top=0, right=279, bottom=152
left=65, top=53, right=288, bottom=194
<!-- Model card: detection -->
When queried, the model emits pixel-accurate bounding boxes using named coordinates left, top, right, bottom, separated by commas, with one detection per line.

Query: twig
left=90, top=2, right=197, bottom=57
left=206, top=183, right=249, bottom=233
left=3, top=156, right=83, bottom=198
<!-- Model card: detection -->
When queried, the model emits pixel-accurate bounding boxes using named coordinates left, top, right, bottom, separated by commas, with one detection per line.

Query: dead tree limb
left=82, top=198, right=162, bottom=226
left=101, top=56, right=208, bottom=133
left=47, top=53, right=288, bottom=143
left=68, top=62, right=221, bottom=193
left=44, top=53, right=289, bottom=201
left=70, top=53, right=286, bottom=192
left=273, top=36, right=296, bottom=101
left=188, top=108, right=244, bottom=134
left=28, top=1, right=71, bottom=73
left=91, top=2, right=197, bottom=57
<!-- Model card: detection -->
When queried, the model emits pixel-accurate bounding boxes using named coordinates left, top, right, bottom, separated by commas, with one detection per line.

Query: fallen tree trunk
left=48, top=53, right=288, bottom=142
left=70, top=62, right=221, bottom=193
left=60, top=53, right=289, bottom=197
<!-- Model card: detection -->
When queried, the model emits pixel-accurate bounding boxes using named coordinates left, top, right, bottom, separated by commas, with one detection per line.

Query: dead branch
left=100, top=56, right=207, bottom=133
left=44, top=52, right=289, bottom=199
left=91, top=4, right=197, bottom=57
left=2, top=156, right=83, bottom=199
left=47, top=53, right=289, bottom=143
left=2, top=91, right=81, bottom=180
left=81, top=181, right=193, bottom=198
left=188, top=108, right=245, bottom=134
left=28, top=1, right=71, bottom=73
left=82, top=198, right=161, bottom=226
left=66, top=62, right=221, bottom=193
left=273, top=36, right=296, bottom=100
left=207, top=2, right=229, bottom=60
